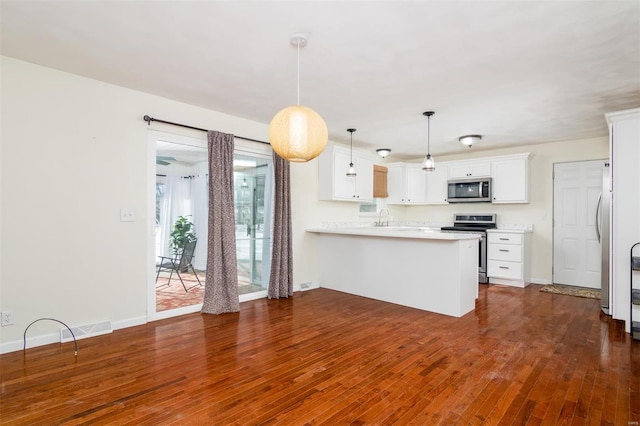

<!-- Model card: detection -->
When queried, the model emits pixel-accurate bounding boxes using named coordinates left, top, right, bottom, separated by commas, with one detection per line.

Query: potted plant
left=170, top=215, right=196, bottom=255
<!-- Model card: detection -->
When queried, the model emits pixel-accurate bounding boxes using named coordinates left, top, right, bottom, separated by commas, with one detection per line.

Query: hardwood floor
left=1, top=284, right=638, bottom=425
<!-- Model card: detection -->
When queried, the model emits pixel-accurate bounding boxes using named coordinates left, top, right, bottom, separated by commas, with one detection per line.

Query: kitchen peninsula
left=306, top=227, right=480, bottom=317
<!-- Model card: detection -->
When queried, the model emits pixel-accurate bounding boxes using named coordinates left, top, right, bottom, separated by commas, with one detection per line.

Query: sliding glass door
left=149, top=130, right=273, bottom=319
left=234, top=153, right=273, bottom=298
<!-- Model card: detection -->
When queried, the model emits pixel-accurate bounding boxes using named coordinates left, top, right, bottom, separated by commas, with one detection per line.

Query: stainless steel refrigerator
left=599, top=162, right=611, bottom=314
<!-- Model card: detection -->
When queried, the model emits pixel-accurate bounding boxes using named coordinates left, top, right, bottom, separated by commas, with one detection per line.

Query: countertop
left=306, top=226, right=481, bottom=241
left=486, top=228, right=533, bottom=234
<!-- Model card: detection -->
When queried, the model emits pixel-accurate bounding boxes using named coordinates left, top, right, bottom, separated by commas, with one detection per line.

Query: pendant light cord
left=427, top=114, right=431, bottom=154
left=297, top=41, right=300, bottom=106
left=347, top=129, right=356, bottom=164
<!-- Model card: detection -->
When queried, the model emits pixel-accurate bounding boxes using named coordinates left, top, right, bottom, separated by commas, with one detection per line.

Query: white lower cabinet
left=487, top=230, right=531, bottom=287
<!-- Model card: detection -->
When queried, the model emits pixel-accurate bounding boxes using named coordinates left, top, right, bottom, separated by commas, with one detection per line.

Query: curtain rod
left=143, top=115, right=270, bottom=145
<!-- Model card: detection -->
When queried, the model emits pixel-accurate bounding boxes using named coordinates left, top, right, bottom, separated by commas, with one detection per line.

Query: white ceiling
left=2, top=1, right=639, bottom=160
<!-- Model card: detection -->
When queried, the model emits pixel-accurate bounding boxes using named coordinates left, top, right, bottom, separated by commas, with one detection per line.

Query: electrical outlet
left=1, top=310, right=14, bottom=326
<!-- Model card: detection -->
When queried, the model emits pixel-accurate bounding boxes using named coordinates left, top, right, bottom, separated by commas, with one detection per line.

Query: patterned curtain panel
left=202, top=131, right=240, bottom=314
left=268, top=152, right=293, bottom=298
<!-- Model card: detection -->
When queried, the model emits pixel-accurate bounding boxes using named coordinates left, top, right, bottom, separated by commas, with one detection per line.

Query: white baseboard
left=112, top=316, right=147, bottom=331
left=1, top=315, right=149, bottom=355
left=530, top=278, right=552, bottom=285
left=489, top=277, right=529, bottom=288
left=1, top=331, right=60, bottom=354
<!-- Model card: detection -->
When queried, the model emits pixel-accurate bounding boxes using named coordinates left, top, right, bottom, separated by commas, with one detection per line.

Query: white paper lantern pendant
left=269, top=33, right=328, bottom=162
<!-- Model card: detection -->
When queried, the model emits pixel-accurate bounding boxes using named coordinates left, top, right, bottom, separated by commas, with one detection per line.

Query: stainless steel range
left=441, top=214, right=497, bottom=283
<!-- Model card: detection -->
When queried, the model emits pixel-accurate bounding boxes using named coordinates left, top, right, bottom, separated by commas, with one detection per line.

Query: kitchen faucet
left=375, top=209, right=390, bottom=227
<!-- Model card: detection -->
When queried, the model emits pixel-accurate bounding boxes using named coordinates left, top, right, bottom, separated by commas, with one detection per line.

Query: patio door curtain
left=268, top=152, right=293, bottom=298
left=202, top=130, right=240, bottom=314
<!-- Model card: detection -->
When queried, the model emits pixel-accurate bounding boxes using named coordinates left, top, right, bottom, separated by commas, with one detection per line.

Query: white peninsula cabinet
left=491, top=153, right=531, bottom=203
left=486, top=230, right=532, bottom=287
left=318, top=145, right=374, bottom=202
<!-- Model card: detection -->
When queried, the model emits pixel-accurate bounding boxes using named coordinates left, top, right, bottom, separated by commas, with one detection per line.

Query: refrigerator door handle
left=596, top=192, right=602, bottom=243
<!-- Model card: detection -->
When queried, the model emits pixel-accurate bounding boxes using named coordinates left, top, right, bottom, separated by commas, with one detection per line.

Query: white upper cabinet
left=377, top=152, right=530, bottom=206
left=318, top=145, right=374, bottom=202
left=386, top=163, right=428, bottom=205
left=491, top=154, right=531, bottom=203
left=425, top=164, right=449, bottom=204
left=448, top=160, right=491, bottom=179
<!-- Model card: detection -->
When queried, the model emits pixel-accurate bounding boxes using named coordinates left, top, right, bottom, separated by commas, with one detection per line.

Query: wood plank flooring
left=1, top=284, right=638, bottom=425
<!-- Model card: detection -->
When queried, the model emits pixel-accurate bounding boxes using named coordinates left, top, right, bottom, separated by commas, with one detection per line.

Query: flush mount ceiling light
left=459, top=134, right=482, bottom=148
left=422, top=111, right=436, bottom=172
left=346, top=128, right=357, bottom=177
left=376, top=148, right=391, bottom=158
left=269, top=33, right=328, bottom=163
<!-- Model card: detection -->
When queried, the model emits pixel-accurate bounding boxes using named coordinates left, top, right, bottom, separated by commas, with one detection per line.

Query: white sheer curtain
left=191, top=174, right=208, bottom=270
left=158, top=175, right=192, bottom=261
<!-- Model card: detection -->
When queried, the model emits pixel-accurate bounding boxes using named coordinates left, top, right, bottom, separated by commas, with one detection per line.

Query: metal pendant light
left=346, top=128, right=357, bottom=177
left=422, top=111, right=435, bottom=172
left=269, top=33, right=328, bottom=162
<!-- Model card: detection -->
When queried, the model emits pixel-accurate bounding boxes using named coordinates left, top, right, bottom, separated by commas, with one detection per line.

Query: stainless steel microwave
left=447, top=178, right=492, bottom=203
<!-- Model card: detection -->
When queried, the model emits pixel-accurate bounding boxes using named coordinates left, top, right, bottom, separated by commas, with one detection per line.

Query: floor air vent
left=298, top=282, right=319, bottom=292
left=60, top=320, right=112, bottom=343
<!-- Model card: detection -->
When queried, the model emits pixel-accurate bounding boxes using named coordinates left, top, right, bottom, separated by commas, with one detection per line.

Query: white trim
left=0, top=315, right=148, bottom=354
left=240, top=290, right=268, bottom=303
left=1, top=332, right=59, bottom=354
left=112, top=316, right=147, bottom=330
left=151, top=304, right=203, bottom=322
left=147, top=129, right=275, bottom=323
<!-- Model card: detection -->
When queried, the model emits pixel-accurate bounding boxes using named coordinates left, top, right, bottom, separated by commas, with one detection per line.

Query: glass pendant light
left=459, top=134, right=482, bottom=147
left=269, top=33, right=328, bottom=162
left=346, top=128, right=357, bottom=177
left=376, top=148, right=391, bottom=158
left=422, top=111, right=436, bottom=172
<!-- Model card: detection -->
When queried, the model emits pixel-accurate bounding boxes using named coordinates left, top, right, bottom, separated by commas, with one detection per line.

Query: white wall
left=0, top=55, right=610, bottom=352
left=0, top=57, right=276, bottom=351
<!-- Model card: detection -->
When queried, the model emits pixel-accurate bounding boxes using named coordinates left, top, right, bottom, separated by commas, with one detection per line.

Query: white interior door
left=553, top=160, right=604, bottom=288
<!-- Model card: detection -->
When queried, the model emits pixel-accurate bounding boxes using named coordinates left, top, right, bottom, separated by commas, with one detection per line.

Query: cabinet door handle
left=499, top=238, right=510, bottom=241
left=499, top=266, right=509, bottom=269
left=499, top=249, right=509, bottom=252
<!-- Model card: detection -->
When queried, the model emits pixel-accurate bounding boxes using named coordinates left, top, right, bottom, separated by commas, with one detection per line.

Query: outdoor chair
left=155, top=239, right=202, bottom=293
